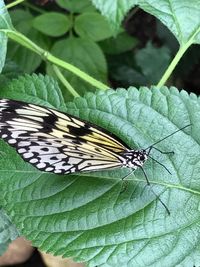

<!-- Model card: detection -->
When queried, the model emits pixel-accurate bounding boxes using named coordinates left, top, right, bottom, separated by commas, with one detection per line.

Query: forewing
left=0, top=99, right=126, bottom=174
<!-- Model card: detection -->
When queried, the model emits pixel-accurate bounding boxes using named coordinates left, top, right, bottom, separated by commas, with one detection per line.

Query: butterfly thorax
left=120, top=149, right=148, bottom=169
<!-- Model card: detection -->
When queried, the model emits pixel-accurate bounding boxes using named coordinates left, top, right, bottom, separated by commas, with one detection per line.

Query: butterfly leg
left=140, top=167, right=170, bottom=215
left=148, top=156, right=172, bottom=175
left=149, top=146, right=174, bottom=155
left=120, top=169, right=134, bottom=194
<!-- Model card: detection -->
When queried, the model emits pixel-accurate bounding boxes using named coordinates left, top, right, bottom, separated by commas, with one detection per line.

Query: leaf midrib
left=1, top=169, right=199, bottom=195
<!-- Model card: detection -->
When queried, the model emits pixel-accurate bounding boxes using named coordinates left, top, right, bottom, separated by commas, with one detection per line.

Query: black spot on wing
left=44, top=114, right=58, bottom=125
left=68, top=125, right=92, bottom=136
left=40, top=147, right=49, bottom=152
left=71, top=139, right=82, bottom=145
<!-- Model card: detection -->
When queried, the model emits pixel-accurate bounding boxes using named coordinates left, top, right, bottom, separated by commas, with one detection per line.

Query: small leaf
left=33, top=12, right=71, bottom=37
left=48, top=37, right=107, bottom=97
left=135, top=42, right=171, bottom=84
left=56, top=0, right=96, bottom=13
left=0, top=75, right=199, bottom=266
left=74, top=12, right=113, bottom=41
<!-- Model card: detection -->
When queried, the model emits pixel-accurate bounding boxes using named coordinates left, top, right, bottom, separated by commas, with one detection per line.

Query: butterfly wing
left=0, top=99, right=127, bottom=174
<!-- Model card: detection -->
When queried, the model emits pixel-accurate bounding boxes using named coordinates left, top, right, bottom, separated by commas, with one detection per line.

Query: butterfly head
left=123, top=149, right=148, bottom=169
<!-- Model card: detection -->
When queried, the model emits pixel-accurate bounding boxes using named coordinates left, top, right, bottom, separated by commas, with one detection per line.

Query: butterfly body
left=0, top=99, right=148, bottom=175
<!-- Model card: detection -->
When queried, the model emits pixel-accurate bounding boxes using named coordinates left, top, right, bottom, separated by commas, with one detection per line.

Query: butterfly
left=0, top=99, right=190, bottom=178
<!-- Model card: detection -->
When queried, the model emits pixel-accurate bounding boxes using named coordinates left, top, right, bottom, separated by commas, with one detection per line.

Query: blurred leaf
left=107, top=51, right=147, bottom=87
left=135, top=42, right=171, bottom=84
left=56, top=0, right=96, bottom=13
left=48, top=37, right=107, bottom=97
left=0, top=0, right=13, bottom=72
left=0, top=76, right=198, bottom=266
left=74, top=12, right=113, bottom=41
left=0, top=209, right=19, bottom=255
left=7, top=9, right=49, bottom=73
left=33, top=12, right=72, bottom=37
left=156, top=21, right=179, bottom=53
left=99, top=31, right=137, bottom=54
left=111, top=64, right=147, bottom=87
left=0, top=59, right=23, bottom=88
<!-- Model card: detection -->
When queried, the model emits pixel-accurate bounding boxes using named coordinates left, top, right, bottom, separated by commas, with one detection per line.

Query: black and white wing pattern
left=0, top=99, right=128, bottom=174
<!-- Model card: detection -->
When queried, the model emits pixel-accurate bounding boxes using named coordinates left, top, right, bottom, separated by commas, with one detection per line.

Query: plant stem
left=157, top=26, right=200, bottom=87
left=6, top=0, right=24, bottom=9
left=157, top=42, right=191, bottom=87
left=22, top=1, right=45, bottom=14
left=52, top=65, right=80, bottom=97
left=3, top=30, right=109, bottom=91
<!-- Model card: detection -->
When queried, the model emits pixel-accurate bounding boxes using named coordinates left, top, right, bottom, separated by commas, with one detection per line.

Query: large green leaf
left=0, top=75, right=199, bottom=266
left=139, top=0, right=200, bottom=45
left=0, top=0, right=13, bottom=72
left=92, top=0, right=200, bottom=45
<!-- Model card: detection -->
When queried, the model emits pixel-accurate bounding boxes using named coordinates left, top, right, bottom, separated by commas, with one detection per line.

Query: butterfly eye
left=140, top=155, right=145, bottom=161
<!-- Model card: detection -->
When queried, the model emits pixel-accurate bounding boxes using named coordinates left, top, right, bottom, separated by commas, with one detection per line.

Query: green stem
left=157, top=25, right=200, bottom=88
left=47, top=53, right=109, bottom=90
left=22, top=1, right=45, bottom=14
left=157, top=41, right=193, bottom=87
left=5, top=0, right=25, bottom=9
left=52, top=65, right=80, bottom=97
left=2, top=30, right=109, bottom=91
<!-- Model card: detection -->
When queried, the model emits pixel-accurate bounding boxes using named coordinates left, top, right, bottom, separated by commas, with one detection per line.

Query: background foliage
left=0, top=0, right=200, bottom=266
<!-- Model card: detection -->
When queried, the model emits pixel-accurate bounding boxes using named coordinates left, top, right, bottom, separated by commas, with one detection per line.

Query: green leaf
left=74, top=12, right=113, bottom=41
left=33, top=12, right=71, bottom=37
left=0, top=208, right=19, bottom=255
left=0, top=75, right=199, bottom=266
left=139, top=0, right=200, bottom=45
left=99, top=31, right=137, bottom=54
left=48, top=37, right=107, bottom=97
left=91, top=0, right=138, bottom=32
left=0, top=0, right=13, bottom=72
left=7, top=9, right=49, bottom=73
left=93, top=0, right=200, bottom=46
left=135, top=42, right=171, bottom=84
left=56, top=0, right=96, bottom=13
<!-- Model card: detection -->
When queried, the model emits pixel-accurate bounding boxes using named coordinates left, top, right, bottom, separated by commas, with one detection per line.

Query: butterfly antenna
left=145, top=124, right=192, bottom=151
